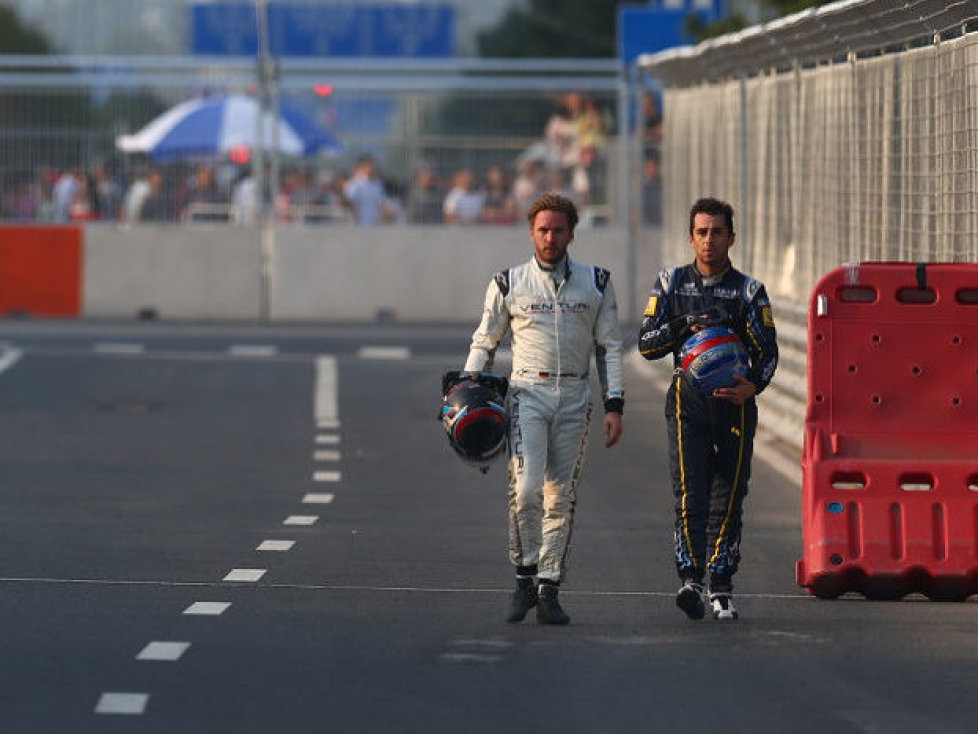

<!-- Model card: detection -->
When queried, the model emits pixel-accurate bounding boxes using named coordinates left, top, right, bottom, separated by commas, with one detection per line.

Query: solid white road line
left=223, top=569, right=266, bottom=582
left=315, top=356, right=338, bottom=428
left=0, top=576, right=815, bottom=599
left=95, top=692, right=149, bottom=715
left=313, top=449, right=341, bottom=462
left=183, top=601, right=232, bottom=616
left=283, top=515, right=319, bottom=526
left=302, top=493, right=335, bottom=504
left=136, top=641, right=190, bottom=662
left=257, top=540, right=295, bottom=552
left=358, top=345, right=411, bottom=360
left=313, top=470, right=341, bottom=482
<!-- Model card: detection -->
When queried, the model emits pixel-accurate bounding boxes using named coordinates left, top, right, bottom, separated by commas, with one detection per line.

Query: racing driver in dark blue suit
left=639, top=197, right=778, bottom=621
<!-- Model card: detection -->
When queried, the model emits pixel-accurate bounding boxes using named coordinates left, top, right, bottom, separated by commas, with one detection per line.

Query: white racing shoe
left=709, top=591, right=738, bottom=621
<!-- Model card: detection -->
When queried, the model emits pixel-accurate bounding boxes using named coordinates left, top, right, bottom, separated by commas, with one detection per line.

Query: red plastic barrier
left=0, top=226, right=82, bottom=317
left=796, top=262, right=978, bottom=600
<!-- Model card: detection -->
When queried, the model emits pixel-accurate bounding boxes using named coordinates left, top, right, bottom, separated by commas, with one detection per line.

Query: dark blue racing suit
left=638, top=263, right=778, bottom=592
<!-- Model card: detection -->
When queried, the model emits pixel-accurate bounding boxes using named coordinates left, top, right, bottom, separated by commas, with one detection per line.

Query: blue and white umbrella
left=116, top=93, right=342, bottom=160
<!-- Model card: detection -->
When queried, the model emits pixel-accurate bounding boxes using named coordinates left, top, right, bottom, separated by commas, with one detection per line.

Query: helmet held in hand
left=680, top=326, right=749, bottom=395
left=440, top=371, right=509, bottom=472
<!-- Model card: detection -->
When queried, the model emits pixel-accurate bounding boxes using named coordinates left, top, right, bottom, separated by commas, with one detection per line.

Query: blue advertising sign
left=192, top=2, right=455, bottom=58
left=618, top=1, right=727, bottom=65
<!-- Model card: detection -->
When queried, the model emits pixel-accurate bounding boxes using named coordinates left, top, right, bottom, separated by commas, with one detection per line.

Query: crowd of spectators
left=0, top=91, right=660, bottom=227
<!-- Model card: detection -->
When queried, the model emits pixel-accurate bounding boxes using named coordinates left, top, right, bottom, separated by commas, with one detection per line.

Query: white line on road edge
left=315, top=356, right=338, bottom=428
left=223, top=569, right=266, bottom=582
left=358, top=345, right=411, bottom=360
left=136, top=641, right=190, bottom=661
left=0, top=576, right=815, bottom=600
left=0, top=346, right=24, bottom=375
left=95, top=692, right=149, bottom=715
left=283, top=515, right=319, bottom=525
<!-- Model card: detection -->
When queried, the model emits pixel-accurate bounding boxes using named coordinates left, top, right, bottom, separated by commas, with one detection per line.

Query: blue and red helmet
left=440, top=372, right=509, bottom=471
left=680, top=326, right=749, bottom=395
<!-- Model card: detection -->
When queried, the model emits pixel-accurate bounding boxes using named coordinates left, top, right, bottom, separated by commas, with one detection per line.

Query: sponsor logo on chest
left=519, top=298, right=590, bottom=314
left=679, top=283, right=739, bottom=300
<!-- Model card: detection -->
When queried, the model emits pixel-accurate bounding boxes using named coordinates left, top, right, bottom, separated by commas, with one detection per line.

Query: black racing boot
left=535, top=582, right=570, bottom=625
left=505, top=577, right=538, bottom=622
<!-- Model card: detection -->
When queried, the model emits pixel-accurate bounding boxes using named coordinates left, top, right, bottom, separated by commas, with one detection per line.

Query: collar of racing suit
left=534, top=255, right=569, bottom=287
left=693, top=260, right=731, bottom=286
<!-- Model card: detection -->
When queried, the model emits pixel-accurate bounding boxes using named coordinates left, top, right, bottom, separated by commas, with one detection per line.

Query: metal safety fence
left=637, top=0, right=978, bottom=306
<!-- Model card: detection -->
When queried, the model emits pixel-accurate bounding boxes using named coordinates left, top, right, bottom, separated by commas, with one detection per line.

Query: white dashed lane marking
left=137, top=641, right=190, bottom=662
left=313, top=470, right=341, bottom=482
left=438, top=638, right=513, bottom=664
left=223, top=569, right=267, bottom=582
left=257, top=540, right=295, bottom=552
left=183, top=602, right=232, bottom=616
left=95, top=692, right=149, bottom=715
left=313, top=449, right=341, bottom=462
left=93, top=342, right=146, bottom=355
left=315, top=434, right=340, bottom=445
left=283, top=515, right=319, bottom=526
left=302, top=493, right=335, bottom=504
left=358, top=345, right=411, bottom=360
left=228, top=344, right=279, bottom=357
left=315, top=357, right=338, bottom=427
left=0, top=345, right=24, bottom=375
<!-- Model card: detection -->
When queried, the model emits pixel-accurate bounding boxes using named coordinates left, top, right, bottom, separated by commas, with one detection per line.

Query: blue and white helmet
left=680, top=326, right=749, bottom=395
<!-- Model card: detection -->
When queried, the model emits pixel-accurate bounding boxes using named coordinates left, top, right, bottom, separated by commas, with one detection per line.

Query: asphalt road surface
left=0, top=320, right=974, bottom=733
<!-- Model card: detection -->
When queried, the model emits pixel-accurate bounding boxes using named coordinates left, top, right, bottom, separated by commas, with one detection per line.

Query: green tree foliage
left=425, top=1, right=629, bottom=177
left=477, top=0, right=630, bottom=58
left=0, top=5, right=50, bottom=53
left=689, top=1, right=833, bottom=41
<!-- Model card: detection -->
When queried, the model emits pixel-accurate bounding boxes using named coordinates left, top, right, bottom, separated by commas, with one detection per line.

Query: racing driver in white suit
left=463, top=192, right=625, bottom=625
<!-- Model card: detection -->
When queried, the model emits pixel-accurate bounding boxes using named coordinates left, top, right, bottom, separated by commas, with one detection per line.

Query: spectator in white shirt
left=443, top=168, right=484, bottom=224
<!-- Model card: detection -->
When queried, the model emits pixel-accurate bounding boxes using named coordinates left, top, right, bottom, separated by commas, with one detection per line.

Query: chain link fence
left=0, top=55, right=623, bottom=226
left=638, top=0, right=978, bottom=308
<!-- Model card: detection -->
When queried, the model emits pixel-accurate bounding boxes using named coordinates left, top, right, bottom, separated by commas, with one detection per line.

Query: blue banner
left=192, top=2, right=455, bottom=58
left=618, top=1, right=727, bottom=65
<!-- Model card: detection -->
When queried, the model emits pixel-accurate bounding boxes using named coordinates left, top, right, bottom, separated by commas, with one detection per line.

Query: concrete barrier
left=83, top=224, right=262, bottom=320
left=83, top=223, right=629, bottom=323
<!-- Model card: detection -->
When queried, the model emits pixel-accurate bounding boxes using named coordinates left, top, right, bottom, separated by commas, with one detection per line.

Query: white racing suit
left=464, top=256, right=624, bottom=583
